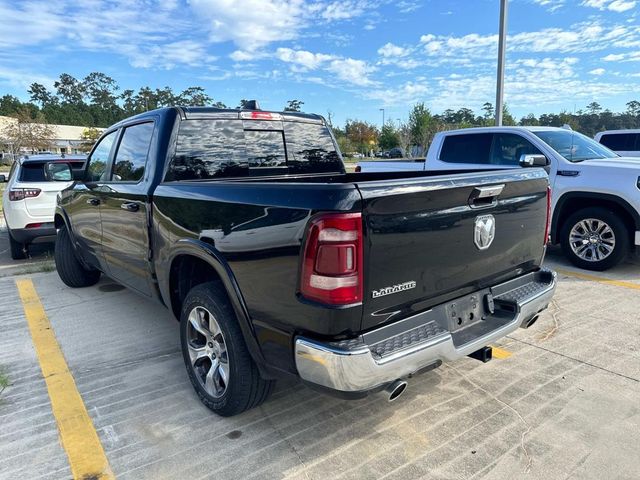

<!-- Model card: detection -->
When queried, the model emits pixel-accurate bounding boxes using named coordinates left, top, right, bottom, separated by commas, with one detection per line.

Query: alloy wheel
left=569, top=218, right=616, bottom=262
left=186, top=306, right=230, bottom=398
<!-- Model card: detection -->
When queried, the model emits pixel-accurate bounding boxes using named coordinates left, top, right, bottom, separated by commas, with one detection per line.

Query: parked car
left=595, top=129, right=640, bottom=157
left=54, top=106, right=555, bottom=416
left=2, top=154, right=86, bottom=259
left=357, top=126, right=640, bottom=271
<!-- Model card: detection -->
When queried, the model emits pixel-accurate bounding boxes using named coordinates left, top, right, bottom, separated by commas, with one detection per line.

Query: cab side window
left=112, top=122, right=154, bottom=182
left=87, top=131, right=116, bottom=181
left=490, top=133, right=542, bottom=166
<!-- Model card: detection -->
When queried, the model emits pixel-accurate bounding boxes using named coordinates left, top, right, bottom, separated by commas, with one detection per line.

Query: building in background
left=0, top=116, right=103, bottom=162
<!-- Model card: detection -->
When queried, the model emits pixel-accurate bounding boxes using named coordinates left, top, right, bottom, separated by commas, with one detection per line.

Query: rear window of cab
left=165, top=119, right=343, bottom=181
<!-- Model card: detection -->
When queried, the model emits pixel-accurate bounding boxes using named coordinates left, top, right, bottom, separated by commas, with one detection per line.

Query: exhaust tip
left=525, top=315, right=539, bottom=329
left=385, top=380, right=408, bottom=402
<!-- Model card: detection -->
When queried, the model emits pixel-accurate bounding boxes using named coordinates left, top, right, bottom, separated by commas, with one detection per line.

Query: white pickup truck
left=357, top=126, right=640, bottom=271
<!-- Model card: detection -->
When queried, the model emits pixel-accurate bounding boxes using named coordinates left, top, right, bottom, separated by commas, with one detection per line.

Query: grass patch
left=0, top=366, right=9, bottom=399
left=0, top=182, right=5, bottom=213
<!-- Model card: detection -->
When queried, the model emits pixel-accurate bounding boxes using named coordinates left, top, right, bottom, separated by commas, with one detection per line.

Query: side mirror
left=519, top=154, right=549, bottom=167
left=45, top=162, right=72, bottom=181
left=0, top=174, right=6, bottom=183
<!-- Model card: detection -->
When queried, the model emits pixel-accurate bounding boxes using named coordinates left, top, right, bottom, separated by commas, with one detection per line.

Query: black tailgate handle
left=468, top=184, right=505, bottom=209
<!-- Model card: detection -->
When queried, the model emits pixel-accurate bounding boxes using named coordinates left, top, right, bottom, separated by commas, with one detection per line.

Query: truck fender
left=551, top=191, right=640, bottom=244
left=53, top=207, right=88, bottom=261
left=164, top=239, right=270, bottom=377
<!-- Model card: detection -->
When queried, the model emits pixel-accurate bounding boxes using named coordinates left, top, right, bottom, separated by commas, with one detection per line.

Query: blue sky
left=0, top=0, right=639, bottom=126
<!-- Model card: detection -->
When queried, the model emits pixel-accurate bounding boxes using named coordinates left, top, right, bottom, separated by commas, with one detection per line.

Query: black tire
left=54, top=225, right=101, bottom=287
left=180, top=282, right=274, bottom=416
left=8, top=230, right=26, bottom=260
left=560, top=207, right=629, bottom=271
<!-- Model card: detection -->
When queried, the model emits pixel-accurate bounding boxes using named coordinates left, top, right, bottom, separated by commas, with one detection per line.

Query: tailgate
left=24, top=182, right=72, bottom=218
left=358, top=169, right=549, bottom=331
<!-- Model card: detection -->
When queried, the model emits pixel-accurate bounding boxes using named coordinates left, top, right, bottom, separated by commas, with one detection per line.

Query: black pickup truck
left=53, top=106, right=556, bottom=416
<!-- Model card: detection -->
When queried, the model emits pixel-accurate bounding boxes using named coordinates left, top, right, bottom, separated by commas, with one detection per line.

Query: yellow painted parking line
left=491, top=346, right=512, bottom=359
left=556, top=269, right=640, bottom=291
left=16, top=279, right=114, bottom=480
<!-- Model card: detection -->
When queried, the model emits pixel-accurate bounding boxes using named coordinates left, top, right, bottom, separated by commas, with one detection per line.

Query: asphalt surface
left=0, top=234, right=639, bottom=479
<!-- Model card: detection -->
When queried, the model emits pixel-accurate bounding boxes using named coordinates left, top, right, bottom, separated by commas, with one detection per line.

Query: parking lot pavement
left=0, top=219, right=54, bottom=278
left=1, top=256, right=639, bottom=479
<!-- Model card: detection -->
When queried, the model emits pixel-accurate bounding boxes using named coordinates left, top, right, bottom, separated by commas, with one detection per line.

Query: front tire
left=180, top=282, right=274, bottom=416
left=54, top=225, right=101, bottom=287
left=560, top=207, right=629, bottom=271
left=8, top=230, right=26, bottom=260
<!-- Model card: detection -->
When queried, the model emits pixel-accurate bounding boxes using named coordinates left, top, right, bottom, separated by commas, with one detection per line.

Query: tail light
left=544, top=186, right=551, bottom=245
left=9, top=188, right=41, bottom=201
left=300, top=212, right=363, bottom=305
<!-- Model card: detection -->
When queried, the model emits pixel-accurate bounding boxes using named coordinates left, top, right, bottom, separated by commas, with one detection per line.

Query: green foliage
left=378, top=122, right=399, bottom=150
left=284, top=99, right=304, bottom=112
left=2, top=72, right=227, bottom=128
left=345, top=119, right=379, bottom=154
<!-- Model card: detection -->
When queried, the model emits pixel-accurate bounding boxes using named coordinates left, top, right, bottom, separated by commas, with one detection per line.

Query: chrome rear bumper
left=295, top=269, right=557, bottom=393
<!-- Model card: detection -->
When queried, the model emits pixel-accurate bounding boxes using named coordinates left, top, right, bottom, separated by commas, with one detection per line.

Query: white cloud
left=378, top=43, right=410, bottom=58
left=532, top=0, right=566, bottom=13
left=321, top=1, right=367, bottom=20
left=276, top=48, right=335, bottom=69
left=582, top=0, right=637, bottom=11
left=603, top=53, right=627, bottom=61
left=190, top=0, right=307, bottom=51
left=589, top=68, right=606, bottom=75
left=327, top=58, right=376, bottom=86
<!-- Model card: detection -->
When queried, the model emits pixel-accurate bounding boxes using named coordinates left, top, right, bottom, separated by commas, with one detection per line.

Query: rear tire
left=560, top=207, right=629, bottom=271
left=8, top=230, right=26, bottom=260
left=180, top=282, right=274, bottom=417
left=54, top=225, right=101, bottom=287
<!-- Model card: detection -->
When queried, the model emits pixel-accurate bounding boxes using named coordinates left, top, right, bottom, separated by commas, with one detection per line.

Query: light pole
left=495, top=0, right=508, bottom=126
left=379, top=108, right=385, bottom=127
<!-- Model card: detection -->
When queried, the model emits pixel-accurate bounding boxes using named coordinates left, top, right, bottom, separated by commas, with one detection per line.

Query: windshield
left=534, top=130, right=618, bottom=162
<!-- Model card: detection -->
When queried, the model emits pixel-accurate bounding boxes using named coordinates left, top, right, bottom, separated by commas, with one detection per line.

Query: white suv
left=2, top=154, right=86, bottom=259
left=595, top=129, right=640, bottom=157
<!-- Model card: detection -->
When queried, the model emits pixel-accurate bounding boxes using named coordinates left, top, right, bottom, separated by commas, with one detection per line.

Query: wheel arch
left=165, top=240, right=270, bottom=377
left=551, top=192, right=639, bottom=244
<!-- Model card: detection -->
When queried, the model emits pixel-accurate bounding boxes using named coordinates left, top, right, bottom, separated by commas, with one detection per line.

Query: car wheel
left=561, top=207, right=629, bottom=271
left=180, top=282, right=274, bottom=417
left=54, top=225, right=101, bottom=287
left=8, top=230, right=26, bottom=260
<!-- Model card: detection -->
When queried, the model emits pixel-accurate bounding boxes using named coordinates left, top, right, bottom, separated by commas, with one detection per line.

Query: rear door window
left=439, top=133, right=493, bottom=164
left=111, top=122, right=154, bottom=182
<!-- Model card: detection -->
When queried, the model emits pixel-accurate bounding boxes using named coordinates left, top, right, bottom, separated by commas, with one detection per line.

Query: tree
left=408, top=103, right=436, bottom=155
left=79, top=127, right=102, bottom=153
left=586, top=102, right=602, bottom=115
left=626, top=100, right=640, bottom=117
left=54, top=73, right=85, bottom=105
left=378, top=122, right=399, bottom=150
left=284, top=99, right=304, bottom=112
left=83, top=72, right=119, bottom=107
left=1, top=108, right=56, bottom=155
left=28, top=83, right=57, bottom=108
left=345, top=120, right=378, bottom=155
left=178, top=86, right=211, bottom=106
left=237, top=99, right=252, bottom=109
left=396, top=121, right=413, bottom=158
left=482, top=102, right=494, bottom=121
